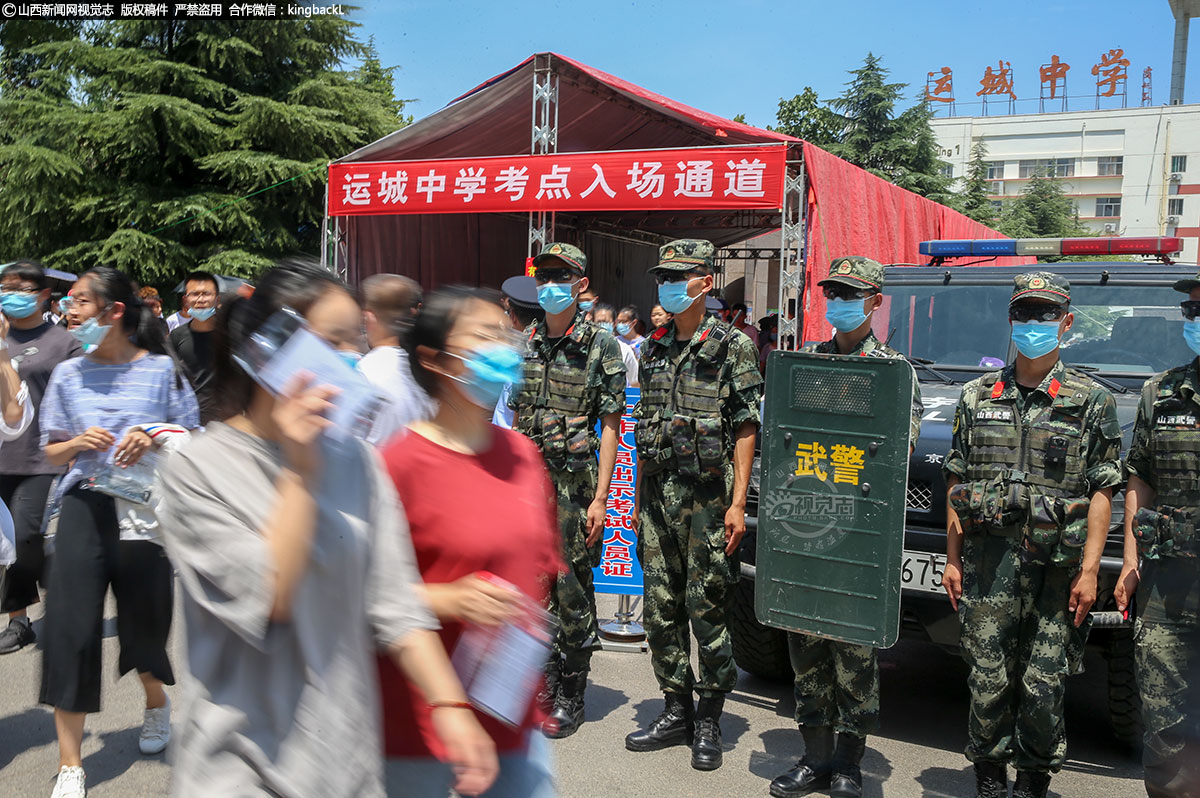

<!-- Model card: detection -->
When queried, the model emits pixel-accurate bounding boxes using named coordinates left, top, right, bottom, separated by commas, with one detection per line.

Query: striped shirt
left=40, top=353, right=199, bottom=496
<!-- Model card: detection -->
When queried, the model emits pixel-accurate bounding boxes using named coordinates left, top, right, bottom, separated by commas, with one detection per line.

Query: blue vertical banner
left=592, top=387, right=644, bottom=595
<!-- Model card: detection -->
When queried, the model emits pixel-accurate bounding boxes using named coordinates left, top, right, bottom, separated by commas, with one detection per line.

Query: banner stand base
left=598, top=594, right=646, bottom=651
left=600, top=637, right=648, bottom=653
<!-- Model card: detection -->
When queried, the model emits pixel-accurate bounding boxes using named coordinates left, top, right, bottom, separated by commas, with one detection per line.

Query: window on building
left=1095, top=197, right=1122, bottom=217
left=1018, top=158, right=1076, bottom=178
left=1168, top=198, right=1184, bottom=217
left=988, top=181, right=1004, bottom=195
left=1171, top=155, right=1188, bottom=173
left=939, top=163, right=953, bottom=179
left=986, top=161, right=1005, bottom=180
left=1097, top=156, right=1123, bottom=176
left=989, top=200, right=1003, bottom=213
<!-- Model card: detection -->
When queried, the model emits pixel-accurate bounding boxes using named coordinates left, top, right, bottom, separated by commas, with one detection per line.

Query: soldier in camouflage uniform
left=770, top=257, right=923, bottom=798
left=941, top=272, right=1122, bottom=798
left=1117, top=271, right=1200, bottom=797
left=624, top=239, right=762, bottom=772
left=509, top=242, right=626, bottom=739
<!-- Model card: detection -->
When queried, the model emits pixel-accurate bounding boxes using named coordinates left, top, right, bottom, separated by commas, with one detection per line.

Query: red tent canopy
left=330, top=52, right=1027, bottom=337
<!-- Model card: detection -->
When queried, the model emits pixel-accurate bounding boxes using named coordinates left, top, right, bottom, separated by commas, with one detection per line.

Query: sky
left=348, top=0, right=1198, bottom=129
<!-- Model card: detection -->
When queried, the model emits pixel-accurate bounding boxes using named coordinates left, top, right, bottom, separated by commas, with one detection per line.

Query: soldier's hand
left=585, top=497, right=607, bottom=547
left=1068, top=570, right=1098, bottom=627
left=1114, top=563, right=1140, bottom=614
left=941, top=558, right=963, bottom=611
left=723, top=504, right=746, bottom=556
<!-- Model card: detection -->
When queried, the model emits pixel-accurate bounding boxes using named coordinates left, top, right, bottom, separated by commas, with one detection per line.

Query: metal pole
left=320, top=178, right=330, bottom=272
left=777, top=148, right=806, bottom=351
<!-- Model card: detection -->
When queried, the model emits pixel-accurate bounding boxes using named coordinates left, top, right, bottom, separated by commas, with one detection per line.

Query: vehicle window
left=880, top=281, right=1187, bottom=374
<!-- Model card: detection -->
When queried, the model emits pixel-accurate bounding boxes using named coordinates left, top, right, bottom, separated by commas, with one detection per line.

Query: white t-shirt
left=358, top=346, right=436, bottom=447
left=166, top=311, right=190, bottom=331
left=617, top=339, right=640, bottom=388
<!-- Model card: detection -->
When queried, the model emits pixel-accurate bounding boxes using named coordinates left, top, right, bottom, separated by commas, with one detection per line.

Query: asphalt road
left=0, top=594, right=1145, bottom=797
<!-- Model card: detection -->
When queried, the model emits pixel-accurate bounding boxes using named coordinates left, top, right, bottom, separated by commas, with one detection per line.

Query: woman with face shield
left=157, top=260, right=497, bottom=798
left=379, top=286, right=562, bottom=798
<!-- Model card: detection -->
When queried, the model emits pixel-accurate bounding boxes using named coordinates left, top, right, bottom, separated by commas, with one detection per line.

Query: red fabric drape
left=800, top=142, right=1032, bottom=343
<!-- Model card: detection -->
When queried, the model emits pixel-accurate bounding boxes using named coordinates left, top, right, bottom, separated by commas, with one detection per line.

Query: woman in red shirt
left=380, top=286, right=562, bottom=798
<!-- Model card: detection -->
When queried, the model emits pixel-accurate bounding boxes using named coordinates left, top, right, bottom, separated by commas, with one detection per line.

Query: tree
left=0, top=20, right=408, bottom=286
left=960, top=142, right=995, bottom=224
left=771, top=87, right=841, bottom=148
left=996, top=173, right=1086, bottom=240
left=355, top=35, right=412, bottom=126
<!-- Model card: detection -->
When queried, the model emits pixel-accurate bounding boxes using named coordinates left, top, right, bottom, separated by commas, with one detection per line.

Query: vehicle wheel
left=729, top=577, right=792, bottom=682
left=1106, top=627, right=1143, bottom=748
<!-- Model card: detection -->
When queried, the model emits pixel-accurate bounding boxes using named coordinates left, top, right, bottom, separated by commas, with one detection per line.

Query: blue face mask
left=537, top=281, right=579, bottom=315
left=71, top=316, right=112, bottom=350
left=658, top=279, right=698, bottom=314
left=450, top=344, right=524, bottom=409
left=0, top=292, right=40, bottom=320
left=190, top=306, right=216, bottom=322
left=578, top=300, right=594, bottom=313
left=825, top=297, right=871, bottom=333
left=616, top=322, right=633, bottom=336
left=598, top=321, right=614, bottom=334
left=1011, top=321, right=1062, bottom=359
left=337, top=350, right=362, bottom=371
left=1184, top=319, right=1200, bottom=357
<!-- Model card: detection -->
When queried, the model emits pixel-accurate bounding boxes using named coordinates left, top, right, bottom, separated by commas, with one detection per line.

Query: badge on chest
left=976, top=407, right=1014, bottom=423
left=1157, top=414, right=1198, bottom=428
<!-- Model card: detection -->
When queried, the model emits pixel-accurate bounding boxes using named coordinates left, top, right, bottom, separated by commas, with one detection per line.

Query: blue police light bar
left=918, top=240, right=973, bottom=256
left=918, top=239, right=1017, bottom=256
left=921, top=237, right=1183, bottom=258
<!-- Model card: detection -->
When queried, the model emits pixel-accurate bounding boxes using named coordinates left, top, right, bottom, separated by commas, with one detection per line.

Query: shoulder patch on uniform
left=991, top=381, right=1005, bottom=399
left=651, top=327, right=668, bottom=340
left=1048, top=377, right=1061, bottom=398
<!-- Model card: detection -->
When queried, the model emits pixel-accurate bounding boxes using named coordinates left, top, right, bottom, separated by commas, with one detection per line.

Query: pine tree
left=0, top=20, right=408, bottom=286
left=960, top=142, right=995, bottom=224
left=356, top=35, right=412, bottom=126
left=997, top=173, right=1086, bottom=240
left=771, top=87, right=841, bottom=148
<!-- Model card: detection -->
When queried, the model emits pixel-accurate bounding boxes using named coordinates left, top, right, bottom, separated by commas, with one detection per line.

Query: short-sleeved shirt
left=378, top=427, right=562, bottom=758
left=358, top=345, right=436, bottom=447
left=0, top=321, right=81, bottom=475
left=39, top=353, right=199, bottom=497
left=634, top=315, right=763, bottom=432
left=160, top=422, right=436, bottom=798
left=943, top=359, right=1122, bottom=495
left=804, top=331, right=924, bottom=448
left=170, top=324, right=217, bottom=424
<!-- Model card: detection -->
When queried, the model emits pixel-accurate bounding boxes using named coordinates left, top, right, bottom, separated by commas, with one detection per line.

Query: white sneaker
left=50, top=766, right=86, bottom=798
left=139, top=696, right=171, bottom=755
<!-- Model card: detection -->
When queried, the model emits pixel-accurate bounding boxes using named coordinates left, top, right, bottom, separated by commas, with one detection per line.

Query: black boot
left=769, top=726, right=834, bottom=797
left=543, top=669, right=586, bottom=739
left=973, top=762, right=1007, bottom=798
left=1012, top=770, right=1051, bottom=798
left=536, top=656, right=561, bottom=716
left=691, top=694, right=724, bottom=771
left=829, top=733, right=866, bottom=798
left=625, top=692, right=694, bottom=751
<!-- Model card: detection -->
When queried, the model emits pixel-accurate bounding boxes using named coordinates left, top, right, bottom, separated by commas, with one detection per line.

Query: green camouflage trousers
left=1135, top=615, right=1200, bottom=796
left=788, top=632, right=879, bottom=736
left=959, top=532, right=1090, bottom=773
left=639, top=469, right=737, bottom=696
left=548, top=466, right=603, bottom=671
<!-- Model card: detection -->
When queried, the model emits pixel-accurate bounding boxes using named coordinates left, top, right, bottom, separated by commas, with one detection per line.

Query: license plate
left=901, top=550, right=946, bottom=594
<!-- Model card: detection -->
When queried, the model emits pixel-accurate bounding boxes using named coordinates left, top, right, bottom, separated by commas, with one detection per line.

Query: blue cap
left=501, top=275, right=540, bottom=310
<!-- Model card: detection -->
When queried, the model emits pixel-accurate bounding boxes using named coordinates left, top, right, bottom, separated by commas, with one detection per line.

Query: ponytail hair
left=80, top=267, right=182, bottom=382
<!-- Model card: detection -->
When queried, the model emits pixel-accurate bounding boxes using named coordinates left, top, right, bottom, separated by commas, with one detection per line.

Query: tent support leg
left=777, top=155, right=806, bottom=350
left=528, top=53, right=559, bottom=257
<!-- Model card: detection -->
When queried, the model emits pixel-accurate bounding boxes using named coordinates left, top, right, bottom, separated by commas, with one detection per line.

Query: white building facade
left=930, top=103, right=1200, bottom=263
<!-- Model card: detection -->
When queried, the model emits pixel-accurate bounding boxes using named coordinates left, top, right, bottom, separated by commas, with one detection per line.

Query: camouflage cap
left=532, top=242, right=587, bottom=275
left=1172, top=271, right=1200, bottom=293
left=649, top=239, right=717, bottom=274
left=818, top=256, right=885, bottom=292
left=1011, top=271, right=1070, bottom=305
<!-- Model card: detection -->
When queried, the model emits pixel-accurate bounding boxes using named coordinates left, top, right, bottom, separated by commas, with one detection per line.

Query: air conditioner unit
left=1102, top=223, right=1117, bottom=233
left=1170, top=172, right=1184, bottom=182
left=1168, top=215, right=1180, bottom=224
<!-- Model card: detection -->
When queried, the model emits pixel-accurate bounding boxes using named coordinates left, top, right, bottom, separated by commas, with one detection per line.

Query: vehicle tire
left=729, top=577, right=792, bottom=682
left=1106, top=627, right=1143, bottom=749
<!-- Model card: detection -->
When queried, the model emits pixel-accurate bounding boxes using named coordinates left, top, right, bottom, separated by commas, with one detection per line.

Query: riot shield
left=755, top=350, right=914, bottom=648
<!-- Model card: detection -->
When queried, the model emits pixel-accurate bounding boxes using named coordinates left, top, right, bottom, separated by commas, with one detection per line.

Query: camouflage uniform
left=1124, top=337, right=1200, bottom=795
left=510, top=243, right=626, bottom=672
left=943, top=273, right=1122, bottom=776
left=633, top=243, right=763, bottom=698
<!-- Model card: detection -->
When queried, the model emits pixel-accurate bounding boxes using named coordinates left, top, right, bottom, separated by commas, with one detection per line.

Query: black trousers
left=0, top=473, right=56, bottom=614
left=39, top=487, right=174, bottom=713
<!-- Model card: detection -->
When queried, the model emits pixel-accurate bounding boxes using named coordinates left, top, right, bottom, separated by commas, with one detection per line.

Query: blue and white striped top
left=40, top=353, right=200, bottom=495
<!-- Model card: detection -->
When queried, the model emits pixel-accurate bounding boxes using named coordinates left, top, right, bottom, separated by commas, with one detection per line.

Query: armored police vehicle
left=733, top=235, right=1190, bottom=745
